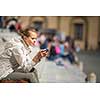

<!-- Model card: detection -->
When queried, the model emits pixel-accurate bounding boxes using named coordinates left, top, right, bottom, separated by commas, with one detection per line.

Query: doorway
left=70, top=17, right=88, bottom=50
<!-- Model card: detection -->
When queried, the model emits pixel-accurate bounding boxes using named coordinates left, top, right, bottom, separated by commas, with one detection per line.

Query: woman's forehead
left=29, top=31, right=37, bottom=37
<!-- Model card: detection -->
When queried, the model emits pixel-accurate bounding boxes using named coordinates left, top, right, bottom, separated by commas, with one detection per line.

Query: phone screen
left=43, top=48, right=49, bottom=52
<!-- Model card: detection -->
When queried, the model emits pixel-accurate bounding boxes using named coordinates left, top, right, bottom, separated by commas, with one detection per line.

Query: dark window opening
left=74, top=23, right=83, bottom=40
left=33, top=21, right=43, bottom=31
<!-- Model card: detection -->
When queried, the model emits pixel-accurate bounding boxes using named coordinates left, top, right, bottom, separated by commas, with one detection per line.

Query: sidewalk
left=38, top=60, right=86, bottom=83
left=78, top=51, right=100, bottom=82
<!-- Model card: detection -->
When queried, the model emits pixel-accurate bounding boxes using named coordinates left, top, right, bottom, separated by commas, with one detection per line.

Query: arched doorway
left=70, top=17, right=88, bottom=50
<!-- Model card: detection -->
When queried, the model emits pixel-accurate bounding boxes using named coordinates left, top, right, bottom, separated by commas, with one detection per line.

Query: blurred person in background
left=15, top=19, right=22, bottom=32
left=6, top=17, right=17, bottom=32
left=38, top=33, right=48, bottom=49
left=0, top=16, right=4, bottom=29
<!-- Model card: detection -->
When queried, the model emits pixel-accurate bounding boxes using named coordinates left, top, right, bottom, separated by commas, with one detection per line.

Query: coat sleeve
left=12, top=45, right=36, bottom=72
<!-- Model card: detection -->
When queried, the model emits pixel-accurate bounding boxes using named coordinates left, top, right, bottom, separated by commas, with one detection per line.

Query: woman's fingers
left=40, top=51, right=48, bottom=57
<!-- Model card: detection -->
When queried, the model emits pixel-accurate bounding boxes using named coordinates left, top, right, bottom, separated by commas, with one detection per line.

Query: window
left=74, top=23, right=83, bottom=40
left=33, top=21, right=43, bottom=31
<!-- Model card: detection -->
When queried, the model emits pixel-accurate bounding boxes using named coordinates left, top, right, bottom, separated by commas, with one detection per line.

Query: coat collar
left=20, top=38, right=32, bottom=54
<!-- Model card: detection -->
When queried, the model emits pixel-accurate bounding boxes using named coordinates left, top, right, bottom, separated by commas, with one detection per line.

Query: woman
left=0, top=27, right=48, bottom=82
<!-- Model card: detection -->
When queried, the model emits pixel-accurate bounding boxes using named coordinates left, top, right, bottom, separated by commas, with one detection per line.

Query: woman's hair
left=19, top=27, right=37, bottom=38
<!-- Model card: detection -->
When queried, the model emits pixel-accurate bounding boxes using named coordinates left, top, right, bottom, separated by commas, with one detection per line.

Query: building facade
left=5, top=16, right=100, bottom=50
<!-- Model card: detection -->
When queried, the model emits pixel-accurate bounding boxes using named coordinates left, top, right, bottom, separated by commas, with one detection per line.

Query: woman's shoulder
left=5, top=38, right=23, bottom=49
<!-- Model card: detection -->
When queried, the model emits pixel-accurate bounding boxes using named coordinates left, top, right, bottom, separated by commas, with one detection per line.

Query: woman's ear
left=23, top=35, right=27, bottom=39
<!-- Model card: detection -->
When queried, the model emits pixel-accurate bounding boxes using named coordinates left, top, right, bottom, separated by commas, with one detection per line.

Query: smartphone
left=42, top=48, right=49, bottom=52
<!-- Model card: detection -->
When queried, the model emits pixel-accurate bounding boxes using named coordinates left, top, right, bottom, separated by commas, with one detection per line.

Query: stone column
left=19, top=16, right=30, bottom=29
left=46, top=16, right=58, bottom=29
left=59, top=16, right=71, bottom=36
left=87, top=17, right=99, bottom=50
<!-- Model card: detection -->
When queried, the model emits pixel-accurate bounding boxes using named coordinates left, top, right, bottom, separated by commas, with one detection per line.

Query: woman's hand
left=40, top=49, right=49, bottom=57
left=32, top=49, right=48, bottom=63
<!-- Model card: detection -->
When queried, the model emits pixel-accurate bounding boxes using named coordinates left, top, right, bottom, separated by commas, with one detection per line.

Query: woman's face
left=24, top=31, right=38, bottom=46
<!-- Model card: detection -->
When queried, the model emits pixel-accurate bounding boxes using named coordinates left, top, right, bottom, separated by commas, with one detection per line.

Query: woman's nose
left=33, top=39, right=36, bottom=43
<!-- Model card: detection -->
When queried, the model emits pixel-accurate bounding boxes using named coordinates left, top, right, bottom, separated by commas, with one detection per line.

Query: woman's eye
left=32, top=38, right=37, bottom=40
left=32, top=38, right=35, bottom=40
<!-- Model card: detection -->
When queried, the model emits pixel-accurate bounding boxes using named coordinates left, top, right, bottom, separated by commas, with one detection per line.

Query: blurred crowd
left=36, top=31, right=80, bottom=66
